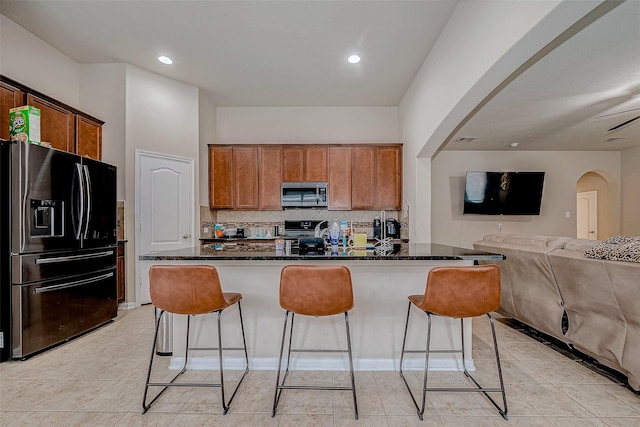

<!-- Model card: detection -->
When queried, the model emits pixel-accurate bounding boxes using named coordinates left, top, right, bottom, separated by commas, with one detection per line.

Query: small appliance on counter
left=298, top=237, right=325, bottom=255
left=385, top=218, right=401, bottom=239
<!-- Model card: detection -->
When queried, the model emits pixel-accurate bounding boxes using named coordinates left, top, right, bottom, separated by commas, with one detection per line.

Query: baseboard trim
left=118, top=302, right=136, bottom=310
left=168, top=356, right=476, bottom=372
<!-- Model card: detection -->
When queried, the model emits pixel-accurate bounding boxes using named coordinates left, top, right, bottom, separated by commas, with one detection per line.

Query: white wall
left=216, top=107, right=398, bottom=144
left=124, top=64, right=200, bottom=302
left=0, top=14, right=80, bottom=106
left=621, top=145, right=640, bottom=236
left=431, top=150, right=620, bottom=248
left=199, top=92, right=216, bottom=206
left=398, top=0, right=602, bottom=243
left=79, top=63, right=127, bottom=199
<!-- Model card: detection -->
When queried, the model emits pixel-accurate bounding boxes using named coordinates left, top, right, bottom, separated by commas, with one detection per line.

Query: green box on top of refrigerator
left=9, top=105, right=41, bottom=143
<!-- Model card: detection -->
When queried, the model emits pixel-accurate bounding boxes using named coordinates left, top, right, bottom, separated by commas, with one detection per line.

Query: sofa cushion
left=585, top=236, right=640, bottom=263
left=481, top=234, right=570, bottom=248
left=562, top=238, right=599, bottom=252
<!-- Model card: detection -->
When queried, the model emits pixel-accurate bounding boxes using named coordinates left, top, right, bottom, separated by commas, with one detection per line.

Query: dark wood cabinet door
left=76, top=115, right=102, bottom=160
left=259, top=146, right=282, bottom=210
left=209, top=146, right=234, bottom=209
left=328, top=146, right=351, bottom=210
left=27, top=94, right=74, bottom=152
left=304, top=146, right=328, bottom=182
left=233, top=147, right=259, bottom=209
left=351, top=146, right=376, bottom=210
left=282, top=147, right=303, bottom=182
left=376, top=146, right=402, bottom=210
left=1, top=81, right=25, bottom=140
left=117, top=242, right=125, bottom=303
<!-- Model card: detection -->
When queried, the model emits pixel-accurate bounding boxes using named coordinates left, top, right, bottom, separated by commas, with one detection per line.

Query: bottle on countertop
left=373, top=216, right=381, bottom=239
left=329, top=219, right=340, bottom=245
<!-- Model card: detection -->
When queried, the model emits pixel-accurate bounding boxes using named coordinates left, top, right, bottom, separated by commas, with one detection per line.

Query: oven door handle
left=34, top=250, right=115, bottom=264
left=34, top=272, right=114, bottom=294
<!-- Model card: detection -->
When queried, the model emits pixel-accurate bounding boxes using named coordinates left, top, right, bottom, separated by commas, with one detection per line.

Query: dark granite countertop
left=139, top=243, right=504, bottom=261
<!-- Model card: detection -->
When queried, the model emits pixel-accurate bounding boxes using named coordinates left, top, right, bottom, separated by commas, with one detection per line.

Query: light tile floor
left=1, top=305, right=639, bottom=426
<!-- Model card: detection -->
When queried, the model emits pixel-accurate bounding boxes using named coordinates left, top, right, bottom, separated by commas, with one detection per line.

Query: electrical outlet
left=565, top=211, right=571, bottom=218
left=203, top=227, right=209, bottom=233
left=498, top=223, right=503, bottom=230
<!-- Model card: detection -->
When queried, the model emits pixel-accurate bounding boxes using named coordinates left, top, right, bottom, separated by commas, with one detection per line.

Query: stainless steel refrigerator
left=0, top=139, right=118, bottom=361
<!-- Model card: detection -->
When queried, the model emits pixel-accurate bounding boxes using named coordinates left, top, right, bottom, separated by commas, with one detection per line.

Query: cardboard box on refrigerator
left=9, top=105, right=41, bottom=143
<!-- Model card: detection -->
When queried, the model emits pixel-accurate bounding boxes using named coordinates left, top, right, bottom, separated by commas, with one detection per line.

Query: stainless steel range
left=0, top=140, right=118, bottom=361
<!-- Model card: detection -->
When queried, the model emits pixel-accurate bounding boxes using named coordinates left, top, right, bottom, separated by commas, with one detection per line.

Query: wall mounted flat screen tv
left=463, top=171, right=545, bottom=215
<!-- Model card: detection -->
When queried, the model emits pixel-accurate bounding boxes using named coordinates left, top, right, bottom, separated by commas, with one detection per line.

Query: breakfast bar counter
left=138, top=243, right=504, bottom=372
left=139, top=242, right=502, bottom=262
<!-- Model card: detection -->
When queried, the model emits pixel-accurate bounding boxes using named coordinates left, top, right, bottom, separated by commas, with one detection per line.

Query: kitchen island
left=139, top=243, right=504, bottom=372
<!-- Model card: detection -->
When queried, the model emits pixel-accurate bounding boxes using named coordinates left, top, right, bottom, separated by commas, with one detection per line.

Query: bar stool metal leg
left=399, top=305, right=508, bottom=420
left=344, top=311, right=359, bottom=419
left=272, top=310, right=292, bottom=417
left=142, top=306, right=249, bottom=415
left=142, top=310, right=190, bottom=414
left=272, top=310, right=359, bottom=420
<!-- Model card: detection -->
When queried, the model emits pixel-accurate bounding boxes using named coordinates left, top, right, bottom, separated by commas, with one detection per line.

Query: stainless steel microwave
left=281, top=182, right=328, bottom=208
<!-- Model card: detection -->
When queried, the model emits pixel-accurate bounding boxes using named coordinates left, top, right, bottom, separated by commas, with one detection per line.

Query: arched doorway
left=576, top=171, right=618, bottom=240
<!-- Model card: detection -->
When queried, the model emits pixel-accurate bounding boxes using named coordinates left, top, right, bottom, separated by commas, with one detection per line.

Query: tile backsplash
left=200, top=207, right=409, bottom=239
left=116, top=200, right=125, bottom=240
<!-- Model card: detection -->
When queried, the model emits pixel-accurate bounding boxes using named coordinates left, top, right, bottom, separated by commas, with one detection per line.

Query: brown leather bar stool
left=272, top=265, right=358, bottom=419
left=142, top=265, right=249, bottom=415
left=399, top=265, right=508, bottom=420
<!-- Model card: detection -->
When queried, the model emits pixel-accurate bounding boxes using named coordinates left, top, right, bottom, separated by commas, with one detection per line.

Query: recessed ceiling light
left=509, top=142, right=519, bottom=148
left=347, top=54, right=360, bottom=64
left=158, top=56, right=173, bottom=65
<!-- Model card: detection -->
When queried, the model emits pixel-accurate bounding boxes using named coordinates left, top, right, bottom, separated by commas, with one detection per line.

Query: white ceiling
left=1, top=0, right=639, bottom=152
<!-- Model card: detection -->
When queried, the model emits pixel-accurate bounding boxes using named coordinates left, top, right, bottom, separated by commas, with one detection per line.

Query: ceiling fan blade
left=607, top=115, right=640, bottom=131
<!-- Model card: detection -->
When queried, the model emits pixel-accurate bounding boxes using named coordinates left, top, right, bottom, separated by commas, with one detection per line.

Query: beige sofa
left=474, top=234, right=640, bottom=390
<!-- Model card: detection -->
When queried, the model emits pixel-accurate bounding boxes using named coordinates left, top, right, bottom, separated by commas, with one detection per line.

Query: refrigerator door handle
left=74, top=163, right=85, bottom=240
left=82, top=164, right=92, bottom=239
left=34, top=250, right=115, bottom=264
left=33, top=272, right=114, bottom=294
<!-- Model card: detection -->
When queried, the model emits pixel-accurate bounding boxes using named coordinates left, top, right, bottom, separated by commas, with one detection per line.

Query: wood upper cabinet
left=303, top=146, right=328, bottom=181
left=259, top=146, right=282, bottom=210
left=328, top=146, right=351, bottom=210
left=282, top=146, right=328, bottom=182
left=350, top=145, right=402, bottom=210
left=351, top=146, right=376, bottom=210
left=209, top=146, right=234, bottom=209
left=282, top=147, right=303, bottom=182
left=376, top=146, right=402, bottom=210
left=76, top=115, right=102, bottom=160
left=2, top=76, right=104, bottom=157
left=27, top=94, right=74, bottom=152
left=208, top=143, right=402, bottom=211
left=233, top=147, right=259, bottom=209
left=1, top=81, right=25, bottom=140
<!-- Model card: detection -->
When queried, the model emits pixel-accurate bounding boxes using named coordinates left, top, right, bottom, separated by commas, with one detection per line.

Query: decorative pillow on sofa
left=584, top=236, right=640, bottom=263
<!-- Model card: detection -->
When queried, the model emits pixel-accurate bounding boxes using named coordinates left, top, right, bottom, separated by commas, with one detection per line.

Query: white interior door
left=577, top=190, right=598, bottom=240
left=136, top=151, right=195, bottom=304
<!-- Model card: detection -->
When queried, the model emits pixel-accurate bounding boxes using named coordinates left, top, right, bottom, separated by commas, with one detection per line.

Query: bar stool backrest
left=418, top=265, right=500, bottom=318
left=279, top=265, right=354, bottom=316
left=149, top=265, right=228, bottom=315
